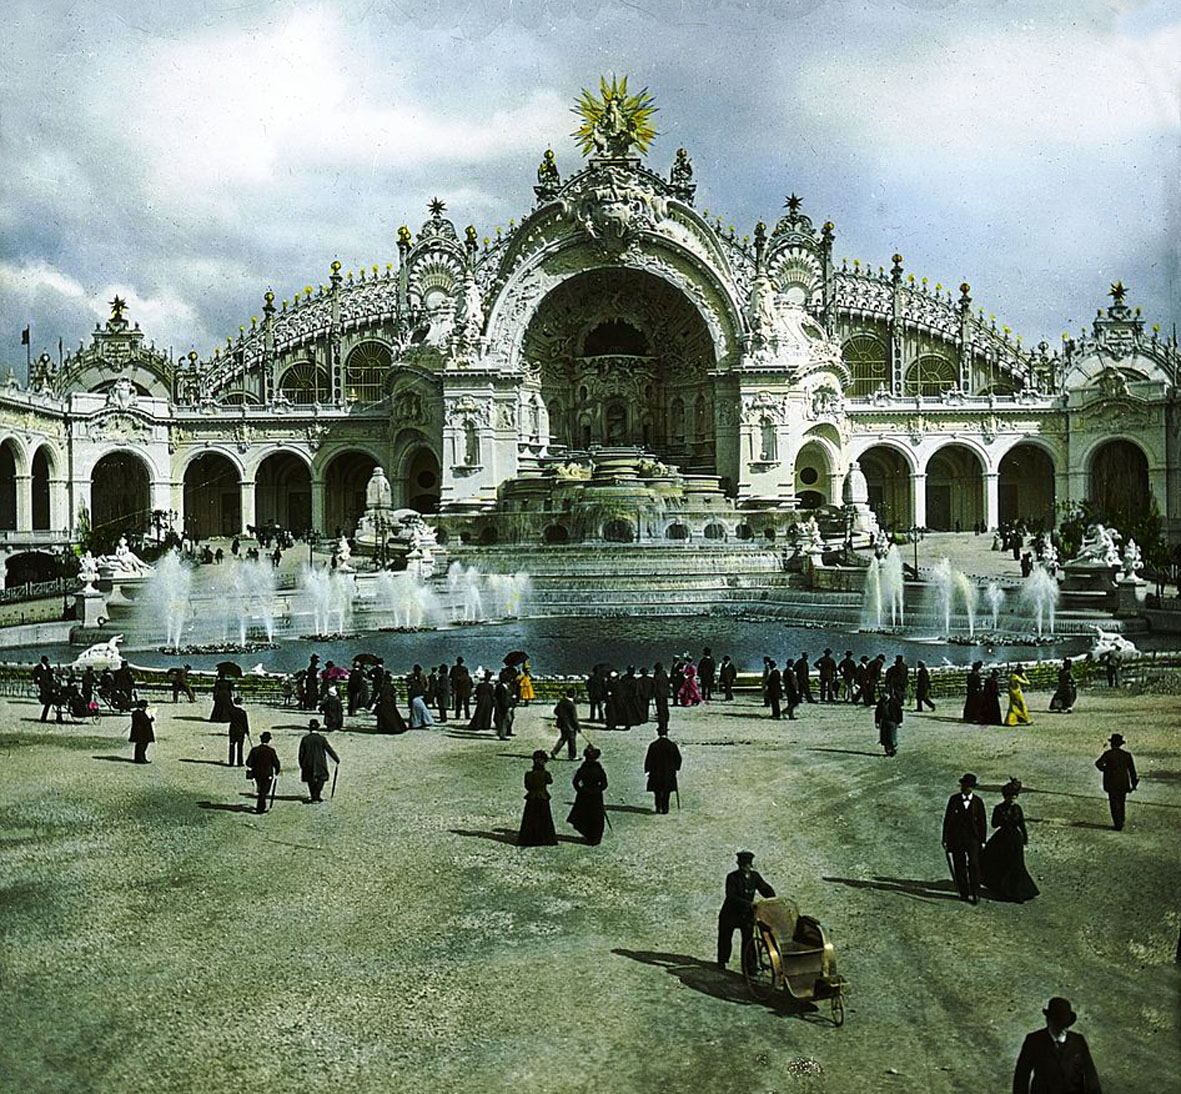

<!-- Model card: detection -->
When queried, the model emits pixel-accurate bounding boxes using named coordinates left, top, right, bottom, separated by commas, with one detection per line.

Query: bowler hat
left=1043, top=997, right=1077, bottom=1028
left=308, top=719, right=320, bottom=730
left=260, top=731, right=272, bottom=742
left=959, top=772, right=978, bottom=787
left=1109, top=733, right=1125, bottom=746
left=531, top=749, right=548, bottom=763
left=736, top=850, right=755, bottom=863
left=584, top=745, right=601, bottom=760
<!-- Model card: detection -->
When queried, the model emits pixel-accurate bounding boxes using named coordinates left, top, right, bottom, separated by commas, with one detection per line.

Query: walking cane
left=675, top=788, right=681, bottom=811
left=270, top=772, right=278, bottom=811
left=331, top=762, right=339, bottom=800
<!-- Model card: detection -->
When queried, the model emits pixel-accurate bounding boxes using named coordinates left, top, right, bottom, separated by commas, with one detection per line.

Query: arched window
left=344, top=341, right=392, bottom=404
left=904, top=354, right=957, bottom=398
left=842, top=334, right=888, bottom=398
left=278, top=362, right=330, bottom=405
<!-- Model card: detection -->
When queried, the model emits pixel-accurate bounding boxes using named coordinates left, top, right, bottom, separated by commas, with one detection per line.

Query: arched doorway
left=0, top=440, right=17, bottom=530
left=1090, top=440, right=1149, bottom=521
left=91, top=451, right=151, bottom=546
left=794, top=441, right=832, bottom=508
left=405, top=447, right=440, bottom=513
left=255, top=452, right=311, bottom=533
left=31, top=447, right=52, bottom=530
left=183, top=453, right=241, bottom=539
left=5, top=551, right=60, bottom=586
left=524, top=268, right=719, bottom=473
left=998, top=444, right=1056, bottom=528
left=858, top=445, right=912, bottom=530
left=925, top=445, right=984, bottom=531
left=324, top=451, right=378, bottom=535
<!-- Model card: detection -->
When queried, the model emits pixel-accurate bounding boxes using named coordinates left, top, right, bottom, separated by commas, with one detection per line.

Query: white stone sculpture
left=1040, top=532, right=1058, bottom=575
left=98, top=536, right=154, bottom=577
left=1075, top=523, right=1121, bottom=568
left=800, top=515, right=825, bottom=554
left=78, top=550, right=100, bottom=591
left=1090, top=625, right=1138, bottom=659
left=1121, top=537, right=1143, bottom=577
left=71, top=634, right=125, bottom=671
left=335, top=535, right=354, bottom=572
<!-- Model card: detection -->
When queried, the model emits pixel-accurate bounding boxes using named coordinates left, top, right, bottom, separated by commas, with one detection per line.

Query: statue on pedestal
left=98, top=536, right=154, bottom=577
left=1075, top=523, right=1121, bottom=568
left=1121, top=538, right=1143, bottom=578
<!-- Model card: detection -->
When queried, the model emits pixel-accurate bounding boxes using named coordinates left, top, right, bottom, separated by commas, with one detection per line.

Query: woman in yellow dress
left=1004, top=663, right=1032, bottom=726
left=517, top=661, right=536, bottom=705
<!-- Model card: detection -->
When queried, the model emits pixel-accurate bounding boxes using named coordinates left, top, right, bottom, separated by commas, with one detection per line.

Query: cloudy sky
left=1, top=0, right=1178, bottom=375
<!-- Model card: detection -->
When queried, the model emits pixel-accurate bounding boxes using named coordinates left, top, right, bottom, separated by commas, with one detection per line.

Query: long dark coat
left=518, top=765, right=557, bottom=846
left=298, top=731, right=339, bottom=784
left=644, top=736, right=682, bottom=793
left=1049, top=666, right=1077, bottom=712
left=1095, top=747, right=1137, bottom=793
left=620, top=671, right=644, bottom=725
left=320, top=692, right=344, bottom=732
left=210, top=676, right=235, bottom=723
left=568, top=759, right=608, bottom=844
left=375, top=680, right=407, bottom=734
left=469, top=679, right=494, bottom=731
left=128, top=708, right=155, bottom=744
left=978, top=674, right=1003, bottom=725
left=981, top=801, right=1039, bottom=903
left=963, top=669, right=983, bottom=721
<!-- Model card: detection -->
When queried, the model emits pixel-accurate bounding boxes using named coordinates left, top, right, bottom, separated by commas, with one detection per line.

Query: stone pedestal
left=1115, top=575, right=1148, bottom=617
left=73, top=588, right=108, bottom=628
left=1060, top=561, right=1118, bottom=612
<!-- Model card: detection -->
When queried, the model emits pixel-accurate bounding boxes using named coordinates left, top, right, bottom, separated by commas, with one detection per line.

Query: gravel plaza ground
left=1, top=679, right=1178, bottom=1094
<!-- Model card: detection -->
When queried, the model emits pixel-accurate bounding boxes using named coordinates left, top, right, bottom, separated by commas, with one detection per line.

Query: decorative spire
left=428, top=197, right=447, bottom=218
left=1109, top=280, right=1127, bottom=305
left=783, top=193, right=803, bottom=214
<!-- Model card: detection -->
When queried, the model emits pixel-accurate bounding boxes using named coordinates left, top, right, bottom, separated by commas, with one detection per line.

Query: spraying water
left=1020, top=567, right=1059, bottom=637
left=985, top=582, right=1005, bottom=631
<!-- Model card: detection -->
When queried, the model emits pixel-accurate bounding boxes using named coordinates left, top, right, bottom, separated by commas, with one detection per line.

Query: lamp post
left=907, top=523, right=925, bottom=577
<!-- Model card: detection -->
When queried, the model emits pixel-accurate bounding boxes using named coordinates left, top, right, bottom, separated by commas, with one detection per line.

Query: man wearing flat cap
left=1012, top=997, right=1102, bottom=1093
left=1094, top=734, right=1138, bottom=831
left=942, top=773, right=987, bottom=903
left=717, top=851, right=776, bottom=970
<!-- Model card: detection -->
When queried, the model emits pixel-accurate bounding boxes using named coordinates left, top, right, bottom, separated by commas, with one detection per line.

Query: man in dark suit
left=644, top=724, right=682, bottom=814
left=814, top=648, right=837, bottom=702
left=451, top=657, right=472, bottom=719
left=227, top=696, right=250, bottom=767
left=433, top=662, right=450, bottom=722
left=717, top=851, right=775, bottom=969
left=245, top=731, right=281, bottom=814
left=942, top=772, right=987, bottom=902
left=298, top=719, right=339, bottom=803
left=765, top=660, right=783, bottom=720
left=884, top=654, right=908, bottom=701
left=915, top=660, right=935, bottom=711
left=551, top=689, right=580, bottom=760
left=718, top=655, right=737, bottom=701
left=793, top=652, right=815, bottom=703
left=1012, top=997, right=1102, bottom=1093
left=837, top=650, right=857, bottom=702
left=698, top=648, right=716, bottom=702
left=652, top=663, right=670, bottom=731
left=1094, top=734, right=1138, bottom=830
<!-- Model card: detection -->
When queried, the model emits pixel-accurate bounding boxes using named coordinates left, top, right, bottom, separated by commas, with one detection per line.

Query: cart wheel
left=831, top=989, right=845, bottom=1027
left=743, top=931, right=777, bottom=1000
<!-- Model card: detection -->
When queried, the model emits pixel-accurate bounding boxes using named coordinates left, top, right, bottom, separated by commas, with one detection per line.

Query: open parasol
left=503, top=650, right=529, bottom=667
left=216, top=661, right=243, bottom=677
left=352, top=653, right=382, bottom=666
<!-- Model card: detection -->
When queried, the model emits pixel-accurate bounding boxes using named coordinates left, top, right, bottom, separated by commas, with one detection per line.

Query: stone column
left=311, top=477, right=326, bottom=534
left=910, top=472, right=927, bottom=529
left=240, top=480, right=256, bottom=536
left=48, top=477, right=67, bottom=532
left=984, top=471, right=999, bottom=531
left=14, top=474, right=31, bottom=532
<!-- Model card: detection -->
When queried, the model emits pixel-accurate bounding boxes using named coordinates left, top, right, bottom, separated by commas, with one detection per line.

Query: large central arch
left=522, top=268, right=719, bottom=473
left=91, top=451, right=151, bottom=543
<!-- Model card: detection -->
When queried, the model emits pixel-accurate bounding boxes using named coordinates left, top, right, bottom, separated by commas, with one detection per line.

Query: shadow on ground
left=197, top=800, right=255, bottom=813
left=92, top=754, right=137, bottom=764
left=612, top=949, right=819, bottom=1019
left=807, top=747, right=883, bottom=758
left=450, top=826, right=584, bottom=846
left=179, top=758, right=231, bottom=768
left=824, top=875, right=965, bottom=901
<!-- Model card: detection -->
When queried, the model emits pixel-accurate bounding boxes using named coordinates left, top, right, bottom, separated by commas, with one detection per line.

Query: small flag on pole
left=21, top=326, right=30, bottom=345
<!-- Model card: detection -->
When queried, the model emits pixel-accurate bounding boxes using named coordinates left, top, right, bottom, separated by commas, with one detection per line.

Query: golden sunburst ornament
left=572, top=75, right=658, bottom=158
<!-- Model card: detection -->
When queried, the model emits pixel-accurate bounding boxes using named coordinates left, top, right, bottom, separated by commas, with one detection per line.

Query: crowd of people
left=28, top=634, right=1150, bottom=1088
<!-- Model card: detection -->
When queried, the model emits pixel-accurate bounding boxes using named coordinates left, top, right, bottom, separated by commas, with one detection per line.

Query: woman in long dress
left=1004, top=664, right=1032, bottom=726
left=981, top=780, right=1040, bottom=902
left=678, top=659, right=702, bottom=706
left=209, top=672, right=235, bottom=723
left=962, top=661, right=983, bottom=722
left=374, top=673, right=407, bottom=734
left=468, top=670, right=495, bottom=732
left=1049, top=658, right=1077, bottom=713
left=516, top=662, right=536, bottom=705
left=567, top=745, right=608, bottom=845
left=518, top=751, right=557, bottom=846
left=977, top=669, right=1003, bottom=725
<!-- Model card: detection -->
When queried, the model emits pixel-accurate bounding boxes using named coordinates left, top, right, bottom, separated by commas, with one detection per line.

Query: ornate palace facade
left=1, top=86, right=1178, bottom=579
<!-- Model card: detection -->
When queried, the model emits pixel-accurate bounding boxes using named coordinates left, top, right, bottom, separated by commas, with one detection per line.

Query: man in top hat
left=302, top=655, right=320, bottom=711
left=717, top=851, right=776, bottom=969
left=1012, top=997, right=1102, bottom=1093
left=298, top=719, right=339, bottom=804
left=643, top=724, right=682, bottom=814
left=698, top=647, right=716, bottom=702
left=1094, top=734, right=1138, bottom=831
left=837, top=650, right=857, bottom=702
left=245, top=731, right=281, bottom=814
left=941, top=773, right=987, bottom=902
left=718, top=655, right=737, bottom=701
left=128, top=699, right=155, bottom=764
